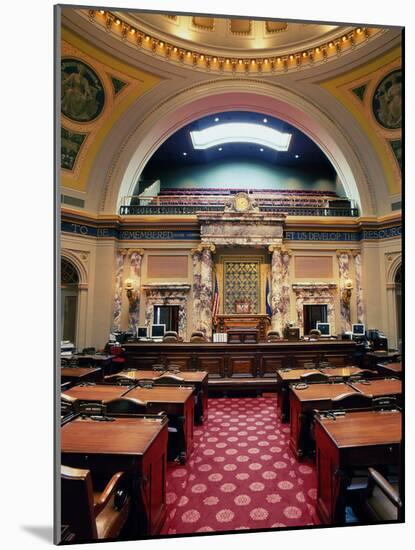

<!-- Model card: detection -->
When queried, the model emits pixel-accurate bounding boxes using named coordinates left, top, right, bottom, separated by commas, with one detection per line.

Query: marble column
left=127, top=248, right=145, bottom=333
left=268, top=245, right=292, bottom=335
left=337, top=250, right=352, bottom=333
left=191, top=246, right=203, bottom=333
left=199, top=243, right=216, bottom=339
left=352, top=250, right=365, bottom=324
left=112, top=248, right=128, bottom=331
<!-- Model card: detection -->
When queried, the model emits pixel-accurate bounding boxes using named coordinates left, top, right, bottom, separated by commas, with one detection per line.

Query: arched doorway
left=61, top=258, right=79, bottom=344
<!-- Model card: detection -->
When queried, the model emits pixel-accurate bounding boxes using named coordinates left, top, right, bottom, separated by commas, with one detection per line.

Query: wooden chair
left=330, top=392, right=373, bottom=410
left=359, top=467, right=402, bottom=522
left=105, top=398, right=147, bottom=415
left=154, top=374, right=185, bottom=386
left=152, top=364, right=166, bottom=372
left=61, top=465, right=130, bottom=541
left=303, top=362, right=317, bottom=370
left=300, top=372, right=329, bottom=383
left=309, top=329, right=321, bottom=339
left=167, top=363, right=181, bottom=373
left=163, top=331, right=179, bottom=343
left=266, top=330, right=280, bottom=342
left=351, top=369, right=380, bottom=380
left=190, top=331, right=207, bottom=343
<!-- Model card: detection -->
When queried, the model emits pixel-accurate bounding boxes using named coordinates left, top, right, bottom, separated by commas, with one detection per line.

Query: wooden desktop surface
left=159, top=371, right=208, bottom=383
left=62, top=385, right=130, bottom=401
left=319, top=366, right=362, bottom=377
left=377, top=362, right=402, bottom=373
left=125, top=386, right=194, bottom=404
left=277, top=368, right=319, bottom=381
left=349, top=378, right=402, bottom=398
left=61, top=416, right=164, bottom=455
left=61, top=367, right=101, bottom=378
left=291, top=382, right=357, bottom=402
left=317, top=409, right=401, bottom=448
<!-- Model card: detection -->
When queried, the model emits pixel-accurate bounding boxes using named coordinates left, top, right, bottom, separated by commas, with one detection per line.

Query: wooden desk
left=62, top=385, right=131, bottom=412
left=216, top=314, right=270, bottom=342
left=276, top=368, right=319, bottom=422
left=61, top=367, right=102, bottom=385
left=123, top=341, right=357, bottom=393
left=376, top=362, right=402, bottom=378
left=107, top=370, right=208, bottom=424
left=349, top=378, right=402, bottom=404
left=105, top=370, right=162, bottom=382
left=365, top=351, right=400, bottom=370
left=314, top=409, right=401, bottom=524
left=289, top=382, right=358, bottom=459
left=227, top=328, right=259, bottom=344
left=125, top=386, right=194, bottom=462
left=276, top=367, right=362, bottom=423
left=61, top=415, right=168, bottom=536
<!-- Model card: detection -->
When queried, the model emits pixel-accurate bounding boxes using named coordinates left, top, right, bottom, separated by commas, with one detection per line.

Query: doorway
left=303, top=304, right=328, bottom=335
left=153, top=305, right=180, bottom=332
left=61, top=258, right=79, bottom=343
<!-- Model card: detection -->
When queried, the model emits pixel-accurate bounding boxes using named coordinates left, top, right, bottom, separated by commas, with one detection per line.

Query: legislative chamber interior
left=58, top=5, right=403, bottom=544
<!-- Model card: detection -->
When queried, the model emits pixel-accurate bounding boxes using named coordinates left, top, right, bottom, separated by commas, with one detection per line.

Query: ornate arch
left=386, top=254, right=402, bottom=284
left=60, top=249, right=88, bottom=287
left=95, top=79, right=377, bottom=215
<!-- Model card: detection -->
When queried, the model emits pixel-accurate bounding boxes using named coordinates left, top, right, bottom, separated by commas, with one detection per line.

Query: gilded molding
left=268, top=244, right=292, bottom=255
left=128, top=247, right=145, bottom=257
left=336, top=249, right=352, bottom=257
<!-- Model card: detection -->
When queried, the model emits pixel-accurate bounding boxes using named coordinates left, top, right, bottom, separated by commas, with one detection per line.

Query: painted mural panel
left=372, top=69, right=402, bottom=129
left=61, top=127, right=86, bottom=170
left=61, top=58, right=105, bottom=122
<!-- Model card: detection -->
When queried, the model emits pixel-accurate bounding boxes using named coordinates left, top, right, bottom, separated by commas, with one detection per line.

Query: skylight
left=190, top=122, right=292, bottom=152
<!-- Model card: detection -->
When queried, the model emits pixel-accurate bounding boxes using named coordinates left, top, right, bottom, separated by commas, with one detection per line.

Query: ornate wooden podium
left=215, top=314, right=271, bottom=342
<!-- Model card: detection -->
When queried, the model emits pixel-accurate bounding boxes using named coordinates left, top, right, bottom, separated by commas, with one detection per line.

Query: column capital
left=191, top=244, right=203, bottom=256
left=200, top=243, right=216, bottom=253
left=336, top=249, right=352, bottom=257
left=118, top=248, right=129, bottom=257
left=128, top=248, right=145, bottom=257
left=350, top=249, right=361, bottom=257
left=268, top=244, right=292, bottom=256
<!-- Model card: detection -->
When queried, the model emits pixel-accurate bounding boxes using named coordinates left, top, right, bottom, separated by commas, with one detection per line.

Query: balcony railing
left=119, top=204, right=359, bottom=217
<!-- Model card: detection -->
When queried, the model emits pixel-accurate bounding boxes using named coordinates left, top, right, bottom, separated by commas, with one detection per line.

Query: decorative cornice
left=85, top=9, right=381, bottom=76
left=292, top=282, right=337, bottom=292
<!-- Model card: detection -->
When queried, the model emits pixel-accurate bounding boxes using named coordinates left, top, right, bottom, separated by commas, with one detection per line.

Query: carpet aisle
left=162, top=397, right=318, bottom=535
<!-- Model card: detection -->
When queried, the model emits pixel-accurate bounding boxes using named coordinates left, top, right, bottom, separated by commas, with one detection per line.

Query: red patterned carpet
left=162, top=397, right=318, bottom=535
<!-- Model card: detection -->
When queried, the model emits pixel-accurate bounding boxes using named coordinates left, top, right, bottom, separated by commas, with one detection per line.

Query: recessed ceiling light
left=214, top=117, right=220, bottom=122
left=183, top=152, right=187, bottom=156
left=190, top=122, right=292, bottom=152
left=263, top=118, right=268, bottom=123
left=260, top=148, right=264, bottom=152
left=218, top=147, right=223, bottom=151
left=295, top=154, right=299, bottom=158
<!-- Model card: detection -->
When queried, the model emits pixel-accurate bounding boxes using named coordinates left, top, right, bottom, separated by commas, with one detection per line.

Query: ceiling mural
left=61, top=27, right=162, bottom=192
left=320, top=46, right=402, bottom=194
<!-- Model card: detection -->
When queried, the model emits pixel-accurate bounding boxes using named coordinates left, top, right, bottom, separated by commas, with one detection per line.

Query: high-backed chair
left=163, top=331, right=179, bottom=343
left=266, top=330, right=280, bottom=343
left=105, top=397, right=147, bottom=415
left=110, top=345, right=126, bottom=374
left=167, top=363, right=181, bottom=373
left=61, top=465, right=130, bottom=541
left=303, top=361, right=318, bottom=370
left=330, top=392, right=373, bottom=410
left=300, top=372, right=329, bottom=383
left=309, top=329, right=321, bottom=339
left=190, top=331, right=207, bottom=343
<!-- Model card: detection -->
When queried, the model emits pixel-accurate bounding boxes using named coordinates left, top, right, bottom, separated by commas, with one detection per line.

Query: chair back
left=167, top=363, right=181, bottom=373
left=152, top=364, right=166, bottom=372
left=154, top=374, right=185, bottom=386
left=61, top=465, right=98, bottom=540
left=190, top=331, right=207, bottom=343
left=106, top=398, right=147, bottom=415
left=309, top=329, right=321, bottom=339
left=110, top=346, right=124, bottom=357
left=300, top=372, right=329, bottom=383
left=358, top=369, right=381, bottom=379
left=267, top=330, right=280, bottom=342
left=303, top=362, right=317, bottom=370
left=331, top=392, right=372, bottom=410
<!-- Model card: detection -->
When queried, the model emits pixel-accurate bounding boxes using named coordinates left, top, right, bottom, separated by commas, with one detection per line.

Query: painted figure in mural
left=61, top=60, right=105, bottom=122
left=373, top=70, right=402, bottom=130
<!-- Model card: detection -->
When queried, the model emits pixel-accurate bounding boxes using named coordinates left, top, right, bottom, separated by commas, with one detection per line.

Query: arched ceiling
left=60, top=7, right=402, bottom=217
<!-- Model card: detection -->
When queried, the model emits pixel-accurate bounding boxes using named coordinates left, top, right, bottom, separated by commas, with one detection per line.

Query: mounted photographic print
left=55, top=2, right=403, bottom=545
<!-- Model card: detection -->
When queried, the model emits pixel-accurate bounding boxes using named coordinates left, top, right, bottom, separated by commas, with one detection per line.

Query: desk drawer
left=340, top=443, right=400, bottom=467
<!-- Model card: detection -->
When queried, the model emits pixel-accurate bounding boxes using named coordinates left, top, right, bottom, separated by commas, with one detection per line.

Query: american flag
left=212, top=273, right=220, bottom=321
left=266, top=275, right=272, bottom=317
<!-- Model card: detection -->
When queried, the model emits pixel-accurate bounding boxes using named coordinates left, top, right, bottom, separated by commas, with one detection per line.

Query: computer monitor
left=352, top=323, right=365, bottom=337
left=137, top=326, right=148, bottom=339
left=151, top=324, right=166, bottom=339
left=316, top=322, right=331, bottom=336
